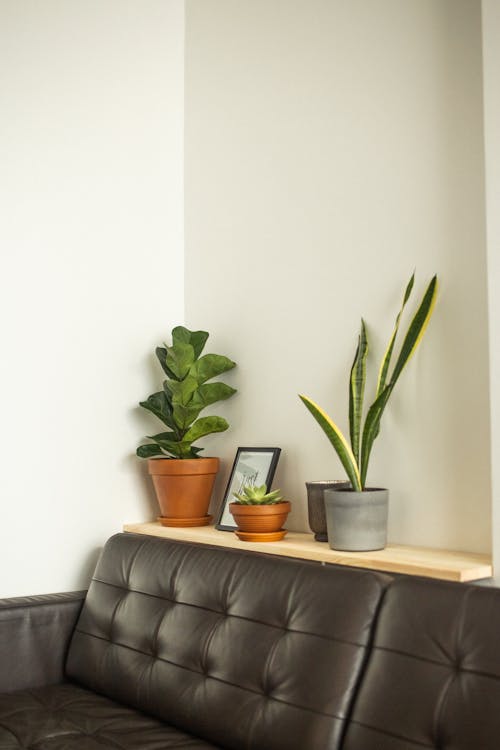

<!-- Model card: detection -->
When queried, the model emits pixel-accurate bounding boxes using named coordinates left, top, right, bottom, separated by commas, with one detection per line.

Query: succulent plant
left=232, top=484, right=284, bottom=505
left=137, top=325, right=236, bottom=459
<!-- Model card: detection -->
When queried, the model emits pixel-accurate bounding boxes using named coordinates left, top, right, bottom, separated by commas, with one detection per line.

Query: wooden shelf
left=123, top=522, right=492, bottom=583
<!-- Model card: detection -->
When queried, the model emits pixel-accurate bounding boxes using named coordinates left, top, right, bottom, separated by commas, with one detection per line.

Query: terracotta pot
left=148, top=457, right=219, bottom=524
left=229, top=501, right=291, bottom=534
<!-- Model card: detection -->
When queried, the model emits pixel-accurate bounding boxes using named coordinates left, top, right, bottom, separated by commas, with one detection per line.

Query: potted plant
left=229, top=484, right=290, bottom=542
left=305, top=480, right=350, bottom=542
left=299, top=273, right=438, bottom=551
left=137, top=325, right=236, bottom=526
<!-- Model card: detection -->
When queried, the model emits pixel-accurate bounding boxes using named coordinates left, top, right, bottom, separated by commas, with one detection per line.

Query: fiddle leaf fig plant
left=300, top=273, right=438, bottom=491
left=137, top=326, right=236, bottom=459
left=232, top=485, right=284, bottom=505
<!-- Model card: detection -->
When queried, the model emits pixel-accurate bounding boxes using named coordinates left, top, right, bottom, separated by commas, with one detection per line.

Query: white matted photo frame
left=215, top=447, right=281, bottom=531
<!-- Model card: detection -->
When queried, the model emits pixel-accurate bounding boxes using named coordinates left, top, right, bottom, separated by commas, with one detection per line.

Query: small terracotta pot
left=229, top=501, right=291, bottom=534
left=148, top=457, right=219, bottom=524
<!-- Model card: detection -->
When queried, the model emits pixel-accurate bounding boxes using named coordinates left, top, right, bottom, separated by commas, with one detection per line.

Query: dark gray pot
left=305, top=480, right=350, bottom=541
left=324, top=488, right=388, bottom=551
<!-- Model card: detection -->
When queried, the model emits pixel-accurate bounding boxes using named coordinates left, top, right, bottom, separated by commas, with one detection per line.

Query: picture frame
left=215, top=447, right=281, bottom=531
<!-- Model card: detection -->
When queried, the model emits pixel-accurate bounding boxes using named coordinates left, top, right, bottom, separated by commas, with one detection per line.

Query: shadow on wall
left=131, top=453, right=162, bottom=519
left=78, top=547, right=103, bottom=590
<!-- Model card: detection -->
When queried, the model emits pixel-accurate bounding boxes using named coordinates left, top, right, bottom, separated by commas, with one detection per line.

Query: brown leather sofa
left=1, top=532, right=499, bottom=749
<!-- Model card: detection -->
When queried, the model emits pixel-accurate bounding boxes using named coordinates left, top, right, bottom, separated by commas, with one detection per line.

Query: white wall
left=185, top=0, right=491, bottom=552
left=0, top=0, right=492, bottom=598
left=482, top=0, right=500, bottom=573
left=0, top=0, right=184, bottom=597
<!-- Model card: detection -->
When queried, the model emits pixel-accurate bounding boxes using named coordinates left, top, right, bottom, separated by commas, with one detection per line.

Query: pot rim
left=229, top=500, right=291, bottom=515
left=305, top=480, right=350, bottom=487
left=324, top=488, right=388, bottom=508
left=147, top=457, right=219, bottom=476
left=327, top=487, right=387, bottom=493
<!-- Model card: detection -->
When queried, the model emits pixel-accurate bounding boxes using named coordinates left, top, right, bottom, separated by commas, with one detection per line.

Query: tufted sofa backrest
left=342, top=576, right=500, bottom=750
left=66, top=533, right=390, bottom=750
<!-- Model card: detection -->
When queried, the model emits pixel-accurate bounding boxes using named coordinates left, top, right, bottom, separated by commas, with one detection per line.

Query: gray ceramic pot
left=305, top=480, right=350, bottom=541
left=324, top=488, right=388, bottom=551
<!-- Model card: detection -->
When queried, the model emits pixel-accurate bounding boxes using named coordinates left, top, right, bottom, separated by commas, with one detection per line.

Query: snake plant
left=300, top=273, right=438, bottom=491
left=232, top=485, right=284, bottom=505
left=137, top=326, right=236, bottom=459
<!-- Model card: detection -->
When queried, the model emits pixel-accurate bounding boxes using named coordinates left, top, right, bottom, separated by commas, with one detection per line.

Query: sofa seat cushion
left=0, top=683, right=219, bottom=749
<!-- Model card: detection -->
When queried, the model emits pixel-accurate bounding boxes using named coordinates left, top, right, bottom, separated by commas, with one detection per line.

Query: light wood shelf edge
left=123, top=522, right=493, bottom=582
left=123, top=522, right=492, bottom=582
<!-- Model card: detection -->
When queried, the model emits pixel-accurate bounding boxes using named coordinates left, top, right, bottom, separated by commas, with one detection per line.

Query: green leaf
left=190, top=354, right=236, bottom=384
left=172, top=404, right=204, bottom=432
left=172, top=326, right=209, bottom=359
left=300, top=394, right=362, bottom=491
left=166, top=376, right=199, bottom=406
left=145, top=433, right=190, bottom=459
left=232, top=485, right=283, bottom=505
left=359, top=275, right=438, bottom=487
left=155, top=347, right=178, bottom=380
left=169, top=382, right=237, bottom=434
left=376, top=273, right=414, bottom=398
left=139, top=391, right=175, bottom=430
left=189, top=382, right=237, bottom=409
left=183, top=416, right=229, bottom=443
left=165, top=342, right=195, bottom=381
left=136, top=443, right=165, bottom=458
left=147, top=431, right=180, bottom=443
left=349, top=319, right=368, bottom=466
left=168, top=443, right=194, bottom=458
left=359, top=384, right=393, bottom=488
left=389, top=275, right=438, bottom=387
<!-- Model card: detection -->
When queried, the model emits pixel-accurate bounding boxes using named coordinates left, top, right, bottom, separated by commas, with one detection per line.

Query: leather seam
left=246, top=630, right=289, bottom=750
left=29, top=731, right=126, bottom=750
left=0, top=719, right=24, bottom=746
left=118, top=538, right=150, bottom=590
left=87, top=578, right=369, bottom=649
left=71, top=629, right=344, bottom=721
left=261, top=631, right=286, bottom=696
left=199, top=614, right=224, bottom=676
left=348, top=717, right=433, bottom=748
left=337, top=580, right=391, bottom=749
left=431, top=671, right=457, bottom=748
left=371, top=644, right=451, bottom=669
left=432, top=586, right=475, bottom=746
left=370, top=642, right=499, bottom=679
left=167, top=548, right=192, bottom=602
left=104, top=539, right=150, bottom=645
left=0, top=593, right=86, bottom=612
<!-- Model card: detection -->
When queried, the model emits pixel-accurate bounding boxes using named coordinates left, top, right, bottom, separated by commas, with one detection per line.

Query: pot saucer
left=235, top=529, right=288, bottom=542
left=158, top=515, right=212, bottom=527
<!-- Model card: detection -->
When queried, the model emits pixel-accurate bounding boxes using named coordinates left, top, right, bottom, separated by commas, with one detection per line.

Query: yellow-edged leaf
left=360, top=274, right=438, bottom=487
left=300, top=394, right=362, bottom=491
left=376, top=273, right=414, bottom=397
left=390, top=275, right=438, bottom=386
left=349, top=320, right=368, bottom=467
